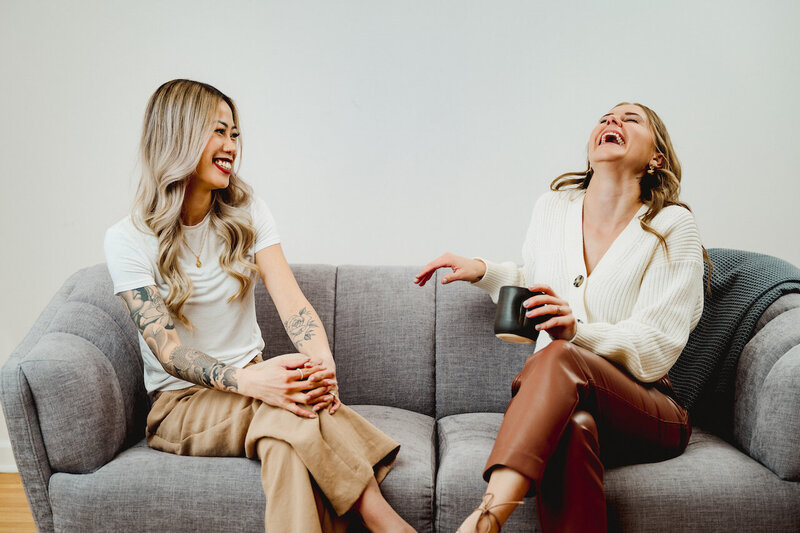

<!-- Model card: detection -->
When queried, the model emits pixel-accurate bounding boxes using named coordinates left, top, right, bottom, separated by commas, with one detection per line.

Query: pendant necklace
left=183, top=223, right=210, bottom=268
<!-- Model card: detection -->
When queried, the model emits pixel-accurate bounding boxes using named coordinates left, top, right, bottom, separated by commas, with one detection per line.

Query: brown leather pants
left=484, top=340, right=691, bottom=533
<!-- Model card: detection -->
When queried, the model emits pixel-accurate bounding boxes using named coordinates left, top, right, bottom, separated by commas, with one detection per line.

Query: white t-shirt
left=104, top=196, right=281, bottom=393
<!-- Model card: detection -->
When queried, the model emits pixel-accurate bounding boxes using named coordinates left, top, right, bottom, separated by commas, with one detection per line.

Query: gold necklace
left=183, top=223, right=209, bottom=268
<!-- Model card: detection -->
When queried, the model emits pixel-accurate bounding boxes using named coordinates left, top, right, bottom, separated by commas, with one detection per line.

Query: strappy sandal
left=457, top=493, right=525, bottom=533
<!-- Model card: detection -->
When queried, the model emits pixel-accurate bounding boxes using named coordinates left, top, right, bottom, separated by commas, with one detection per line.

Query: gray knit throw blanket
left=669, top=248, right=800, bottom=433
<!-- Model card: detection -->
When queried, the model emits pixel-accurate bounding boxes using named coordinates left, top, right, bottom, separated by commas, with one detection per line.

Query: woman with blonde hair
left=105, top=79, right=413, bottom=533
left=415, top=103, right=708, bottom=532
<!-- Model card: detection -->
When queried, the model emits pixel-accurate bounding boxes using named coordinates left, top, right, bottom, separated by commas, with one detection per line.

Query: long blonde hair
left=551, top=102, right=712, bottom=278
left=133, top=79, right=259, bottom=327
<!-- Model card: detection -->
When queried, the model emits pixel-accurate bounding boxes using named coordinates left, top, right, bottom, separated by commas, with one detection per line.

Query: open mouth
left=213, top=158, right=232, bottom=174
left=599, top=131, right=625, bottom=146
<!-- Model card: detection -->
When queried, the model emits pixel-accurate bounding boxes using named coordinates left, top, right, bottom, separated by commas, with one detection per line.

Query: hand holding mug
left=523, top=284, right=577, bottom=341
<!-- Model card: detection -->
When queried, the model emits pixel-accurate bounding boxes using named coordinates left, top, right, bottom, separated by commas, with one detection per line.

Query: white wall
left=1, top=0, right=798, bottom=471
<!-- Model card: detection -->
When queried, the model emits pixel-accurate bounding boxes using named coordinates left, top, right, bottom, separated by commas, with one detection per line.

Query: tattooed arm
left=255, top=244, right=341, bottom=414
left=118, top=286, right=239, bottom=392
left=255, top=245, right=334, bottom=366
left=118, top=285, right=330, bottom=417
left=118, top=285, right=331, bottom=418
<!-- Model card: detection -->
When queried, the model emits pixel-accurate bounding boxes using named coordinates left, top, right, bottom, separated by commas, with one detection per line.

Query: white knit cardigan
left=474, top=189, right=704, bottom=383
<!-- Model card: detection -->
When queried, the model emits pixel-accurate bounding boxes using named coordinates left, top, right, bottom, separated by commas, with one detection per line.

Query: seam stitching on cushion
left=433, top=268, right=438, bottom=421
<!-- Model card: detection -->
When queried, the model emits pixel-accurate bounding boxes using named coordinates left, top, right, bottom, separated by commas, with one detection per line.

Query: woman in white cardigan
left=415, top=103, right=708, bottom=533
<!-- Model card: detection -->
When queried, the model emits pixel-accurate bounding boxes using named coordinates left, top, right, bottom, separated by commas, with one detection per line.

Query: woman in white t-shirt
left=415, top=103, right=709, bottom=532
left=105, top=79, right=413, bottom=533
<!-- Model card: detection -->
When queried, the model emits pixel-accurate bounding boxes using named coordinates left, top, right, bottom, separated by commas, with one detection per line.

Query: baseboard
left=0, top=439, right=17, bottom=473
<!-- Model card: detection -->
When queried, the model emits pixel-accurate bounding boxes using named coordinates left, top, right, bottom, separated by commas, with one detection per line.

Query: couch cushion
left=255, top=264, right=337, bottom=358
left=734, top=306, right=800, bottom=480
left=754, top=292, right=800, bottom=335
left=437, top=413, right=800, bottom=533
left=435, top=279, right=532, bottom=418
left=14, top=264, right=149, bottom=474
left=22, top=333, right=126, bottom=474
left=436, top=413, right=538, bottom=531
left=605, top=429, right=800, bottom=532
left=351, top=405, right=436, bottom=532
left=334, top=266, right=436, bottom=416
left=49, top=441, right=265, bottom=532
left=49, top=404, right=435, bottom=532
left=748, top=344, right=800, bottom=480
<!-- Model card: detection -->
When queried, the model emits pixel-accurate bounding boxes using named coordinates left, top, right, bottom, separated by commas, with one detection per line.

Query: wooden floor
left=0, top=474, right=36, bottom=532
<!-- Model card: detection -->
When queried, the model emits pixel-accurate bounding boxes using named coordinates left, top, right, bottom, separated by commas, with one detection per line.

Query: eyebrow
left=216, top=120, right=238, bottom=131
left=601, top=112, right=644, bottom=120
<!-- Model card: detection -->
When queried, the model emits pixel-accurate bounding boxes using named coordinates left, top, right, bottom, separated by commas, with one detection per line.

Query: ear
left=650, top=153, right=665, bottom=170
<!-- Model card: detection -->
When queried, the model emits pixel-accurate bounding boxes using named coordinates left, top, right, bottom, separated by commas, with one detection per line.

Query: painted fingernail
left=535, top=325, right=542, bottom=330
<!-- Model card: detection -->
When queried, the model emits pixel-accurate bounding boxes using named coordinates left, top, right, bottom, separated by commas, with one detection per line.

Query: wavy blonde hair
left=551, top=102, right=712, bottom=280
left=133, top=79, right=259, bottom=327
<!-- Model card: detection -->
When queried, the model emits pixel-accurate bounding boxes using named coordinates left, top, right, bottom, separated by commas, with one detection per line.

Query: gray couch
left=2, top=262, right=799, bottom=532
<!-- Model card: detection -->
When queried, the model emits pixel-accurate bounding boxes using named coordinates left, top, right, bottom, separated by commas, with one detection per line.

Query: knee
left=570, top=410, right=598, bottom=439
left=524, top=339, right=579, bottom=372
left=568, top=411, right=600, bottom=452
left=548, top=339, right=573, bottom=352
left=255, top=437, right=298, bottom=462
left=539, top=339, right=574, bottom=359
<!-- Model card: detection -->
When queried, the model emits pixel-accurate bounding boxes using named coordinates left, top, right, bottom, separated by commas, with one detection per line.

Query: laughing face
left=193, top=99, right=238, bottom=191
left=588, top=103, right=661, bottom=174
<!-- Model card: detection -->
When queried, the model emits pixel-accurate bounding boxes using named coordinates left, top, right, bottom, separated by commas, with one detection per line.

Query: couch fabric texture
left=2, top=261, right=799, bottom=532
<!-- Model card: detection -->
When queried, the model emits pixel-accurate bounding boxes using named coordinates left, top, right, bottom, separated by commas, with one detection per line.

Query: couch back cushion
left=333, top=266, right=436, bottom=416
left=435, top=279, right=532, bottom=418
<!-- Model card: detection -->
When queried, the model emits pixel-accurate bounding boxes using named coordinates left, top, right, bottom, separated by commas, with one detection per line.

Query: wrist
left=234, top=366, right=252, bottom=397
left=566, top=321, right=579, bottom=343
left=473, top=258, right=487, bottom=281
left=320, top=353, right=336, bottom=370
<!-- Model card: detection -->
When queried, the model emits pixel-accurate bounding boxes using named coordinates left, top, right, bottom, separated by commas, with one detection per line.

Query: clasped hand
left=239, top=353, right=341, bottom=418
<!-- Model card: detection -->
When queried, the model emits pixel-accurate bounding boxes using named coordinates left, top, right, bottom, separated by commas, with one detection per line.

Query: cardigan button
left=573, top=275, right=584, bottom=287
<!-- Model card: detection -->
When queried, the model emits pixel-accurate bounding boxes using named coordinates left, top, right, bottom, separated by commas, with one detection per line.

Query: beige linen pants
left=146, top=384, right=400, bottom=533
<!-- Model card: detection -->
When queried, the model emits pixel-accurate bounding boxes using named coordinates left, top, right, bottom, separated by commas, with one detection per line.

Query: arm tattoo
left=164, top=346, right=238, bottom=392
left=119, top=286, right=237, bottom=392
left=120, top=286, right=175, bottom=333
left=283, top=307, right=319, bottom=348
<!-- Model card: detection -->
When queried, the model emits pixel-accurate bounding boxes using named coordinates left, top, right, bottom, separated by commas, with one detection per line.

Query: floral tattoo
left=284, top=307, right=318, bottom=348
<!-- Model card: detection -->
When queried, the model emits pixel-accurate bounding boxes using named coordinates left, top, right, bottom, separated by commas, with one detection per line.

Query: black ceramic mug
left=494, top=286, right=551, bottom=344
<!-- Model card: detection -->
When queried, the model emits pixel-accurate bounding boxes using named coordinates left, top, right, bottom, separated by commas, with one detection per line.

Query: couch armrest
left=1, top=358, right=55, bottom=533
left=1, top=265, right=148, bottom=533
left=734, top=294, right=800, bottom=480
